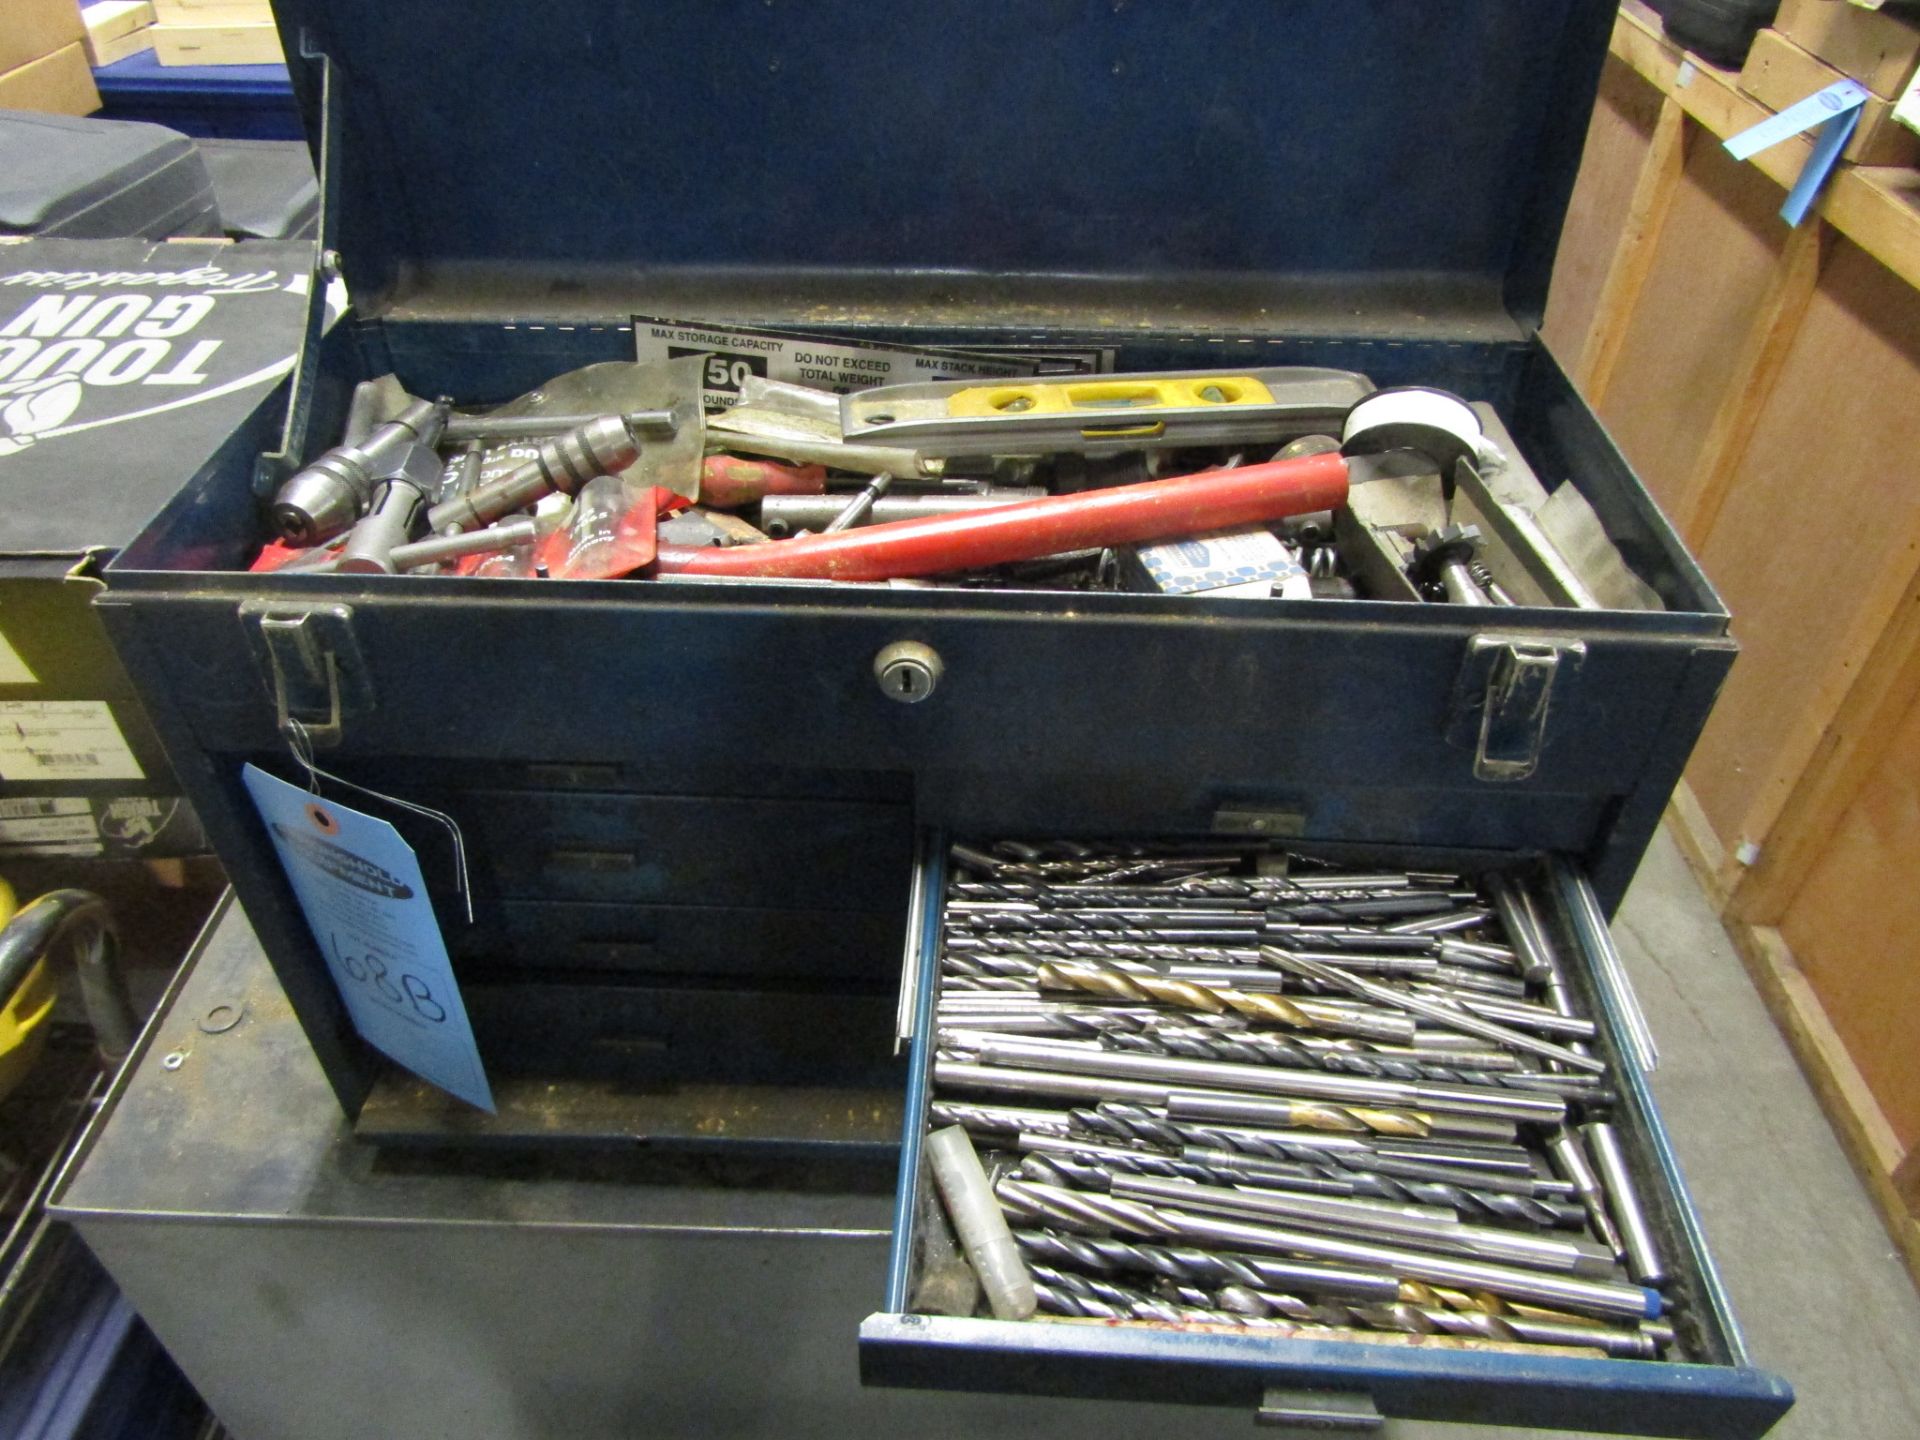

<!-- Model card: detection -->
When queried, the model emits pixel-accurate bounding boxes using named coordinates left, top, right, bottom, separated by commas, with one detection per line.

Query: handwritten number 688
left=330, top=933, right=447, bottom=1023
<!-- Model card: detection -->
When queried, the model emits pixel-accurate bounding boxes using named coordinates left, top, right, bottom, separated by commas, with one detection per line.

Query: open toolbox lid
left=266, top=0, right=1613, bottom=334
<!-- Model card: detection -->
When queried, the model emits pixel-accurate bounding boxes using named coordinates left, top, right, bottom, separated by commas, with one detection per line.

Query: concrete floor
left=1395, top=825, right=1920, bottom=1439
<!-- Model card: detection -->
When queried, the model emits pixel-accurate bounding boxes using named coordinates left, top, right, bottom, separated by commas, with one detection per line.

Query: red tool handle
left=654, top=452, right=1350, bottom=582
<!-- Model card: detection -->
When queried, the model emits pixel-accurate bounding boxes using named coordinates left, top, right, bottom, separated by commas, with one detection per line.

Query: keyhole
left=874, top=642, right=943, bottom=704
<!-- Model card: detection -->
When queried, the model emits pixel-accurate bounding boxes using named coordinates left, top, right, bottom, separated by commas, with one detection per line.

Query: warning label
left=632, top=317, right=1101, bottom=412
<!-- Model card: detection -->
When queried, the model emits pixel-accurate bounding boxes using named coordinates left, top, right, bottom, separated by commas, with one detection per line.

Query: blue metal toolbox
left=88, top=2, right=1789, bottom=1430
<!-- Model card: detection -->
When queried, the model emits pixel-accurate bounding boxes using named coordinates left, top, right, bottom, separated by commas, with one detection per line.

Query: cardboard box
left=0, top=43, right=101, bottom=117
left=152, top=0, right=273, bottom=23
left=0, top=236, right=321, bottom=859
left=1774, top=0, right=1920, bottom=97
left=151, top=19, right=282, bottom=66
left=1741, top=26, right=1920, bottom=164
left=0, top=0, right=85, bottom=76
left=81, top=1, right=156, bottom=66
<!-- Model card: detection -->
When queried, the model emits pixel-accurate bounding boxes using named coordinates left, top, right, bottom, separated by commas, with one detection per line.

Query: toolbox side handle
left=253, top=33, right=342, bottom=501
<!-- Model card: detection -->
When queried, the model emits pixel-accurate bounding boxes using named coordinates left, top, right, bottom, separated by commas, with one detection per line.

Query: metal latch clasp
left=239, top=603, right=371, bottom=748
left=1448, top=633, right=1586, bottom=781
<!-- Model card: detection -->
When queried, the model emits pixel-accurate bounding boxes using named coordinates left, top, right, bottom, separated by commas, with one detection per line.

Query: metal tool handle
left=1554, top=860, right=1658, bottom=1073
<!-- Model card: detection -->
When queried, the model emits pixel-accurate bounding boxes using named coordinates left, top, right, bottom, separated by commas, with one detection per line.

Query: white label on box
left=1895, top=68, right=1920, bottom=135
left=632, top=317, right=1098, bottom=412
left=0, top=701, right=144, bottom=781
left=0, top=796, right=99, bottom=849
left=0, top=628, right=34, bottom=685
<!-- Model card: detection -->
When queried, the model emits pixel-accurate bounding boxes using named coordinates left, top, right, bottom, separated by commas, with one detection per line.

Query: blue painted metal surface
left=93, top=51, right=299, bottom=141
left=269, top=0, right=1611, bottom=323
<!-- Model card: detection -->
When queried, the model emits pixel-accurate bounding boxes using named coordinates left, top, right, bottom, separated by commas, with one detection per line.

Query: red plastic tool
left=653, top=451, right=1349, bottom=582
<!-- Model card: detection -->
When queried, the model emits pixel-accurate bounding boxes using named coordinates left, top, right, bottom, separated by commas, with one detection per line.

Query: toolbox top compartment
left=271, top=0, right=1608, bottom=331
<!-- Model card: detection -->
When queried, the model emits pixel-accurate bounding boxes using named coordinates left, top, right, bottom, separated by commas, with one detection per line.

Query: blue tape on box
left=242, top=764, right=494, bottom=1111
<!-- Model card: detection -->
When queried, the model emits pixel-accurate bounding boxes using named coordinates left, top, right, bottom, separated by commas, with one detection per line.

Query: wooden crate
left=1553, top=1, right=1920, bottom=1291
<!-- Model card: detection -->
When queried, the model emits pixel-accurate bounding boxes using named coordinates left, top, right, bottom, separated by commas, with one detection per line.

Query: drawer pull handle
left=1256, top=1387, right=1383, bottom=1431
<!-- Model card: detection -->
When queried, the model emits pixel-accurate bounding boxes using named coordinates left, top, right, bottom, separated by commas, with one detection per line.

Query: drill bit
left=1107, top=1173, right=1617, bottom=1277
left=1049, top=1007, right=1598, bottom=1100
left=1016, top=1139, right=1583, bottom=1229
left=928, top=1099, right=1075, bottom=1137
left=1072, top=1105, right=1549, bottom=1190
left=948, top=1031, right=1561, bottom=1126
left=1545, top=1123, right=1629, bottom=1264
left=936, top=1052, right=1443, bottom=1138
left=1028, top=1264, right=1293, bottom=1327
left=1010, top=1228, right=1403, bottom=1302
left=1221, top=1288, right=1655, bottom=1358
left=947, top=933, right=1268, bottom=967
left=1257, top=948, right=1607, bottom=1074
left=1177, top=1145, right=1587, bottom=1229
left=1033, top=959, right=1414, bottom=1044
left=995, top=1179, right=1661, bottom=1322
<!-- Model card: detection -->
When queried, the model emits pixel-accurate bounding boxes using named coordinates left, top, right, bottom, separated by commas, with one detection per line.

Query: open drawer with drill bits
left=863, top=838, right=1791, bottom=1437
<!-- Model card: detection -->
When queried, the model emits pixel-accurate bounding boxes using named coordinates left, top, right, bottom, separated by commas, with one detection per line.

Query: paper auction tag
left=1724, top=78, right=1869, bottom=226
left=242, top=764, right=493, bottom=1111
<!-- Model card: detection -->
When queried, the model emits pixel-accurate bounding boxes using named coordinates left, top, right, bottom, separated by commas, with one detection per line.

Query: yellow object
left=0, top=877, right=58, bottom=1104
left=947, top=374, right=1275, bottom=419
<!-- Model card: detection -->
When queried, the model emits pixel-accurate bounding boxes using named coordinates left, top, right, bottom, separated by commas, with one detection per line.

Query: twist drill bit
left=1010, top=1229, right=1403, bottom=1302
left=1034, top=959, right=1414, bottom=1044
left=928, top=1100, right=1075, bottom=1137
left=1179, top=1146, right=1587, bottom=1230
left=1028, top=1264, right=1292, bottom=1327
left=1074, top=1106, right=1554, bottom=1194
left=1107, top=1173, right=1617, bottom=1277
left=942, top=1040, right=1446, bottom=1138
left=1055, top=1009, right=1598, bottom=1100
left=1257, top=948, right=1607, bottom=1074
left=948, top=845, right=1223, bottom=882
left=952, top=907, right=1257, bottom=937
left=1338, top=1291, right=1661, bottom=1360
left=1017, top=1136, right=1582, bottom=1229
left=947, top=934, right=1270, bottom=967
left=1396, top=1279, right=1668, bottom=1356
left=951, top=1032, right=1556, bottom=1128
left=997, top=1180, right=1662, bottom=1321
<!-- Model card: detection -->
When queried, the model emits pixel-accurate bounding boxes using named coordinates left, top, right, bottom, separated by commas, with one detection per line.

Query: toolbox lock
left=874, top=641, right=944, bottom=704
left=1255, top=1387, right=1384, bottom=1431
left=1447, top=633, right=1586, bottom=782
left=239, top=603, right=372, bottom=749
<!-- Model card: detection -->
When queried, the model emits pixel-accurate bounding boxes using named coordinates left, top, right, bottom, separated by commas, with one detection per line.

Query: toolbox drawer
left=455, top=789, right=911, bottom=911
left=471, top=900, right=905, bottom=981
left=461, top=979, right=898, bottom=1088
left=861, top=840, right=1792, bottom=1438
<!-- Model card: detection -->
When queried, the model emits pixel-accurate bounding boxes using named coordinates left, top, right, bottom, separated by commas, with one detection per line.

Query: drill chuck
left=425, top=414, right=643, bottom=534
left=270, top=398, right=447, bottom=545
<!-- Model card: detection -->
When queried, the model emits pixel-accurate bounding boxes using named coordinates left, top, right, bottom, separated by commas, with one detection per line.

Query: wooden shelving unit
left=1548, top=2, right=1920, bottom=1287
